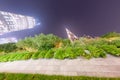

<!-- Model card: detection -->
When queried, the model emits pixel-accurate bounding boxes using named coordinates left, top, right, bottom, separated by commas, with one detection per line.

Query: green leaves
left=45, top=49, right=54, bottom=58
left=101, top=44, right=120, bottom=56
left=0, top=32, right=120, bottom=62
left=54, top=48, right=65, bottom=59
left=0, top=43, right=17, bottom=53
left=85, top=45, right=106, bottom=58
left=101, top=32, right=120, bottom=38
left=110, top=40, right=120, bottom=48
left=16, top=33, right=62, bottom=51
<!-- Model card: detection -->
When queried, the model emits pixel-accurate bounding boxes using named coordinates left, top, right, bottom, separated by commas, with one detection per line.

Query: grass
left=0, top=73, right=119, bottom=80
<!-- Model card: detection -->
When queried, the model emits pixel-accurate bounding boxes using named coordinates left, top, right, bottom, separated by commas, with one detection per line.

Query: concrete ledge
left=0, top=55, right=119, bottom=77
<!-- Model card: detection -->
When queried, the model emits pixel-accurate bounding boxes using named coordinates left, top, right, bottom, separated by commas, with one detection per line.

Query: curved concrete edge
left=0, top=55, right=119, bottom=77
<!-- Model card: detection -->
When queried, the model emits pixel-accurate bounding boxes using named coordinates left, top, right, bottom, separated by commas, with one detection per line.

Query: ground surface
left=0, top=55, right=119, bottom=77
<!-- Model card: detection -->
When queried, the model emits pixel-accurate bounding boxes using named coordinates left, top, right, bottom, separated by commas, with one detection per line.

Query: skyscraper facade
left=0, top=11, right=36, bottom=34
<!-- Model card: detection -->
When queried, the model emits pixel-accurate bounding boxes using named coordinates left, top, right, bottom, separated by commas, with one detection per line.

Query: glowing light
left=36, top=22, right=41, bottom=26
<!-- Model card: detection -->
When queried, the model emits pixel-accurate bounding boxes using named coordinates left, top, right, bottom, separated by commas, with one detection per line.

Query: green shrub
left=110, top=40, right=120, bottom=48
left=101, top=44, right=120, bottom=56
left=21, top=53, right=32, bottom=60
left=8, top=54, right=18, bottom=61
left=61, top=39, right=71, bottom=47
left=0, top=43, right=17, bottom=53
left=72, top=39, right=86, bottom=47
left=13, top=53, right=26, bottom=60
left=73, top=47, right=85, bottom=56
left=45, top=49, right=54, bottom=58
left=0, top=33, right=120, bottom=61
left=86, top=45, right=106, bottom=58
left=17, top=34, right=62, bottom=51
left=37, top=50, right=47, bottom=58
left=54, top=48, right=65, bottom=59
left=0, top=51, right=32, bottom=62
left=32, top=52, right=40, bottom=59
left=54, top=47, right=78, bottom=59
left=64, top=47, right=77, bottom=59
left=101, top=32, right=120, bottom=38
left=86, top=39, right=109, bottom=47
left=0, top=55, right=9, bottom=62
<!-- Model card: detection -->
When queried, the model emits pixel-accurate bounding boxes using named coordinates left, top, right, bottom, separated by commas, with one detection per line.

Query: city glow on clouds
left=0, top=37, right=17, bottom=44
left=0, top=11, right=36, bottom=34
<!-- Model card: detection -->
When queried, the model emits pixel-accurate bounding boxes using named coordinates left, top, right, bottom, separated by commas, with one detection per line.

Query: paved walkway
left=0, top=55, right=120, bottom=77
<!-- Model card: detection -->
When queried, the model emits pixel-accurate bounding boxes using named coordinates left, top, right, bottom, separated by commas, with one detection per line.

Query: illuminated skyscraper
left=0, top=11, right=36, bottom=34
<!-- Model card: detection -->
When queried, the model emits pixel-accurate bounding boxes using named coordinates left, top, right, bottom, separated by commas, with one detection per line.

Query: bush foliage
left=0, top=43, right=17, bottom=53
left=16, top=33, right=62, bottom=50
left=101, top=32, right=120, bottom=38
left=0, top=32, right=120, bottom=62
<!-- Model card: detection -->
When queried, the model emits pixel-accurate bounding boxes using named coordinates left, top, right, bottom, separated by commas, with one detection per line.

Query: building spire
left=65, top=28, right=78, bottom=42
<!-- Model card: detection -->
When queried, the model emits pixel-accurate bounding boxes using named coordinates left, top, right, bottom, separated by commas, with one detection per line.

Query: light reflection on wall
left=0, top=11, right=36, bottom=34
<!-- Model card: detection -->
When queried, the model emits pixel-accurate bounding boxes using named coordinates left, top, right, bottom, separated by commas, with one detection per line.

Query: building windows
left=0, top=11, right=36, bottom=34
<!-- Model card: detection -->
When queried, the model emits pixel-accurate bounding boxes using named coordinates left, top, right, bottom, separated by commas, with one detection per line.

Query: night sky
left=0, top=0, right=120, bottom=39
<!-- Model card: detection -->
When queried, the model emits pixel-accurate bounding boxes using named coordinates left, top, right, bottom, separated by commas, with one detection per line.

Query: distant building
left=0, top=11, right=36, bottom=34
left=65, top=28, right=78, bottom=42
